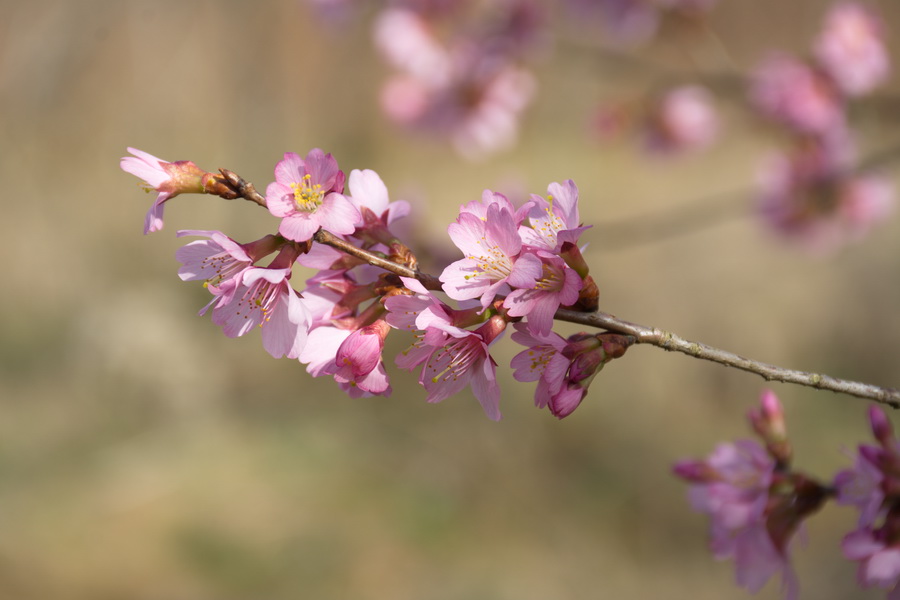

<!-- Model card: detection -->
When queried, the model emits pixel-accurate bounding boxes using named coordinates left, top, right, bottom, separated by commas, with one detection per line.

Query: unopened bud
left=869, top=406, right=895, bottom=447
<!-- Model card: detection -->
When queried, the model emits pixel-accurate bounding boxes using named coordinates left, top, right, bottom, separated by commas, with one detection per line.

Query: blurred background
left=2, top=0, right=900, bottom=598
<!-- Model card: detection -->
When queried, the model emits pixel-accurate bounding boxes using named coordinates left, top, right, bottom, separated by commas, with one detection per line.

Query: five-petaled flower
left=265, top=149, right=361, bottom=242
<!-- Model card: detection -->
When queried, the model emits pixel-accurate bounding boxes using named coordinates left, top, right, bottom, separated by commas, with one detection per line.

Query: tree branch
left=313, top=230, right=900, bottom=409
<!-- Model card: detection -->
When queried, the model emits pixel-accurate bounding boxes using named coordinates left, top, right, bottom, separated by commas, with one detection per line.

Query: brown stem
left=313, top=230, right=900, bottom=409
left=553, top=308, right=900, bottom=409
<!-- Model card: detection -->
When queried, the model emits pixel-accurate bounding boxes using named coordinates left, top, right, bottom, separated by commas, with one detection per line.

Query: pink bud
left=869, top=406, right=894, bottom=446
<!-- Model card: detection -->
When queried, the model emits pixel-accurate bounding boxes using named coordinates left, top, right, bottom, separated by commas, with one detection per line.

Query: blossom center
left=291, top=174, right=325, bottom=212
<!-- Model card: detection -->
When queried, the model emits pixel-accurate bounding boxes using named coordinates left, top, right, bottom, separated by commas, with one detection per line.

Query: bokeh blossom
left=837, top=407, right=900, bottom=597
left=642, top=85, right=719, bottom=155
left=674, top=391, right=830, bottom=599
left=814, top=2, right=890, bottom=97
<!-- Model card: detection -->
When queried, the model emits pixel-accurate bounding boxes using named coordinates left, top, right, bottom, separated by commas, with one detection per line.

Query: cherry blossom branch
left=553, top=308, right=900, bottom=409
left=313, top=229, right=900, bottom=409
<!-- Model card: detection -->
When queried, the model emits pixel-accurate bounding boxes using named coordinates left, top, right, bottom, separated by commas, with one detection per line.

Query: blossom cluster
left=372, top=1, right=542, bottom=160
left=675, top=390, right=900, bottom=600
left=121, top=146, right=633, bottom=420
left=751, top=2, right=894, bottom=252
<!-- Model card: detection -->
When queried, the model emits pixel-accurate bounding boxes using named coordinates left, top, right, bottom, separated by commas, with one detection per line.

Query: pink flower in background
left=834, top=447, right=884, bottom=527
left=643, top=85, right=719, bottom=155
left=440, top=201, right=542, bottom=310
left=265, top=149, right=360, bottom=242
left=448, top=63, right=537, bottom=161
left=757, top=138, right=894, bottom=253
left=520, top=180, right=589, bottom=252
left=674, top=440, right=799, bottom=598
left=842, top=529, right=900, bottom=598
left=374, top=5, right=537, bottom=160
left=838, top=406, right=900, bottom=595
left=673, top=391, right=831, bottom=600
left=750, top=54, right=844, bottom=135
left=814, top=2, right=890, bottom=97
left=374, top=8, right=452, bottom=88
left=120, top=147, right=212, bottom=234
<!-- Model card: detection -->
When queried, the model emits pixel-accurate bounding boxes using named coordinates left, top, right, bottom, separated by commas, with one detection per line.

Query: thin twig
left=554, top=308, right=900, bottom=409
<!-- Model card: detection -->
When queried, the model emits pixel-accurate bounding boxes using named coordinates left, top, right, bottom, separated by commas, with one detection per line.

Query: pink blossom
left=757, top=139, right=894, bottom=253
left=120, top=147, right=211, bottom=234
left=346, top=169, right=411, bottom=228
left=395, top=312, right=506, bottom=421
left=509, top=323, right=570, bottom=407
left=298, top=325, right=352, bottom=376
left=834, top=448, right=885, bottom=527
left=449, top=63, right=536, bottom=161
left=510, top=328, right=632, bottom=418
left=384, top=276, right=454, bottom=333
left=210, top=266, right=311, bottom=359
left=440, top=202, right=542, bottom=310
left=814, top=2, right=890, bottom=97
left=750, top=54, right=845, bottom=135
left=265, top=149, right=361, bottom=242
left=175, top=230, right=282, bottom=289
left=374, top=8, right=537, bottom=161
left=673, top=392, right=832, bottom=600
left=520, top=180, right=590, bottom=252
left=643, top=85, right=719, bottom=155
left=504, top=252, right=582, bottom=336
left=323, top=320, right=392, bottom=397
left=374, top=8, right=452, bottom=88
left=175, top=230, right=254, bottom=288
left=843, top=529, right=900, bottom=598
left=674, top=440, right=800, bottom=598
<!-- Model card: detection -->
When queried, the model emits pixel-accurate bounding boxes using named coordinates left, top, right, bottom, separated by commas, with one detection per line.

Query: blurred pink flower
left=842, top=529, right=900, bottom=598
left=674, top=440, right=801, bottom=599
left=643, top=85, right=719, bottom=155
left=265, top=149, right=360, bottom=242
left=374, top=6, right=537, bottom=159
left=750, top=54, right=845, bottom=135
left=814, top=2, right=890, bottom=97
left=673, top=392, right=831, bottom=600
left=757, top=139, right=894, bottom=253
